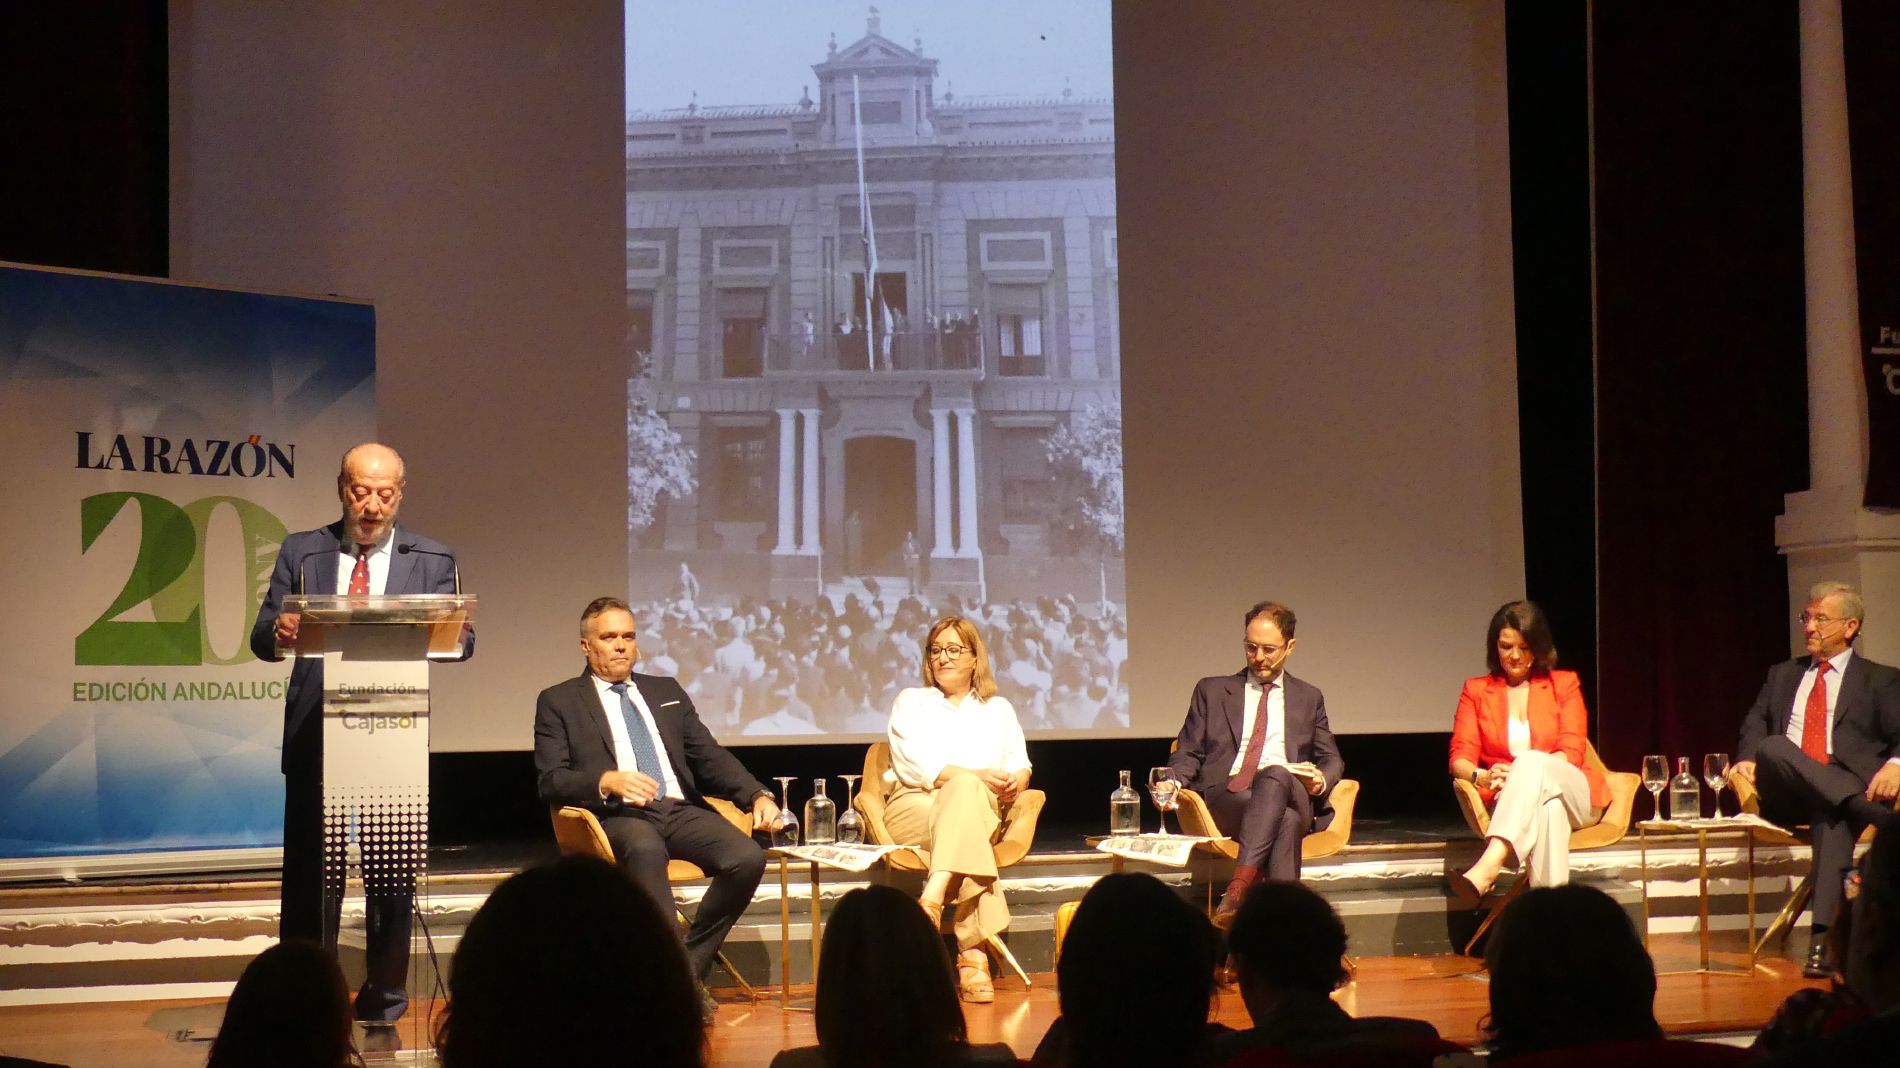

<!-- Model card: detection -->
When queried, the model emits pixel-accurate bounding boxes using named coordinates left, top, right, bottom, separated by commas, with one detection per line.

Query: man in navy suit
left=1735, top=581, right=1900, bottom=976
left=1169, top=600, right=1344, bottom=929
left=249, top=442, right=472, bottom=1022
left=533, top=596, right=780, bottom=1009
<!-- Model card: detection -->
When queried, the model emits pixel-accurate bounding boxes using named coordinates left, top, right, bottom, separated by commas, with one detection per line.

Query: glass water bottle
left=1109, top=769, right=1141, bottom=835
left=804, top=778, right=837, bottom=844
left=1669, top=756, right=1700, bottom=821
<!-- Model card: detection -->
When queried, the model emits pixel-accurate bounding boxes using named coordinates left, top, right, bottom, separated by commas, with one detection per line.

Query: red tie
left=1228, top=683, right=1274, bottom=794
left=348, top=546, right=371, bottom=596
left=1800, top=661, right=1832, bottom=765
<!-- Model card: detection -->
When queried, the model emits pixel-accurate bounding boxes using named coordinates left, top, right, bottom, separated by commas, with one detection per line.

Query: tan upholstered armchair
left=1449, top=740, right=1640, bottom=954
left=550, top=796, right=756, bottom=996
left=1173, top=778, right=1362, bottom=863
left=1730, top=770, right=1891, bottom=958
left=1168, top=777, right=1360, bottom=917
left=854, top=741, right=1046, bottom=871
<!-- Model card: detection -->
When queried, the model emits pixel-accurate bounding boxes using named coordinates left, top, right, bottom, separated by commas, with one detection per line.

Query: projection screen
left=170, top=0, right=1520, bottom=748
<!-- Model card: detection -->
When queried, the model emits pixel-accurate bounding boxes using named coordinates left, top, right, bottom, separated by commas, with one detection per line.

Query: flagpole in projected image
left=853, top=74, right=878, bottom=371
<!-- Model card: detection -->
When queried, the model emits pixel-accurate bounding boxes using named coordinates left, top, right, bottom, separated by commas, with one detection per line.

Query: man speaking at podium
left=250, top=442, right=471, bottom=1023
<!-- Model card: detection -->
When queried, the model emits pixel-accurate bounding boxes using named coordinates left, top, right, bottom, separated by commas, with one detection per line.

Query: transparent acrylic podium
left=277, top=593, right=474, bottom=1014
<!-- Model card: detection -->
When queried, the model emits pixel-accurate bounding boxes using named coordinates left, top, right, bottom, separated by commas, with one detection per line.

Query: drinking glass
left=1148, top=766, right=1180, bottom=836
left=1703, top=753, right=1731, bottom=819
left=1640, top=755, right=1668, bottom=824
left=771, top=776, right=800, bottom=848
left=836, top=773, right=864, bottom=844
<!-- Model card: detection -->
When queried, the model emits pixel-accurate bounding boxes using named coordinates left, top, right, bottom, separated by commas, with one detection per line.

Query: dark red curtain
left=1590, top=1, right=1809, bottom=773
left=0, top=2, right=168, bottom=276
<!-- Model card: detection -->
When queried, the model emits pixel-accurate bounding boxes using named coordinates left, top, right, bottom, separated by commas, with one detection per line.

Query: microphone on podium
left=397, top=542, right=462, bottom=597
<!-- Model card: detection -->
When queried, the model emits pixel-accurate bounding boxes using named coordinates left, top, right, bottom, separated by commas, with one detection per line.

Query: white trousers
left=1486, top=749, right=1601, bottom=887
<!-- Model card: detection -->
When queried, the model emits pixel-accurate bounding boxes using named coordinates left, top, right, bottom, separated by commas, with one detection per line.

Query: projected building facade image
left=627, top=9, right=1125, bottom=737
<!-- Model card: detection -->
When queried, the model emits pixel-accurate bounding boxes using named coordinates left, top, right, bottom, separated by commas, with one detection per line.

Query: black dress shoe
left=1803, top=938, right=1832, bottom=979
left=357, top=1023, right=402, bottom=1054
left=1447, top=870, right=1482, bottom=902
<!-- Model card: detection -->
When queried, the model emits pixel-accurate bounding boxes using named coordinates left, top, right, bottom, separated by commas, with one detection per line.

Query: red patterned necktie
left=1800, top=661, right=1832, bottom=765
left=348, top=545, right=371, bottom=596
left=1228, top=682, right=1274, bottom=793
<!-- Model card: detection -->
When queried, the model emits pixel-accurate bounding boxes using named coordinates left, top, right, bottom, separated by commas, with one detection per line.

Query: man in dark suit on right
left=1735, top=581, right=1900, bottom=977
left=1169, top=600, right=1344, bottom=929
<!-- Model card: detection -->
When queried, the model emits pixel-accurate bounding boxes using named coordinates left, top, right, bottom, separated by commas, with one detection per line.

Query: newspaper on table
left=774, top=842, right=913, bottom=872
left=1096, top=834, right=1222, bottom=868
left=1638, top=813, right=1785, bottom=833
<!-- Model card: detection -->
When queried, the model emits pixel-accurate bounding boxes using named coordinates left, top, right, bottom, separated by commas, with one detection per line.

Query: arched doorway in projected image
left=841, top=435, right=917, bottom=582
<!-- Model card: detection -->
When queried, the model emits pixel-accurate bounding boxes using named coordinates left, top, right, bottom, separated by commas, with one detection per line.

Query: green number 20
left=76, top=492, right=288, bottom=666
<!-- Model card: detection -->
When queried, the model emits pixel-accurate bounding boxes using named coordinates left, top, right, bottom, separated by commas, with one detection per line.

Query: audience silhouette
left=1212, top=881, right=1452, bottom=1067
left=1033, top=872, right=1222, bottom=1066
left=205, top=939, right=360, bottom=1068
left=1483, top=883, right=1752, bottom=1066
left=769, top=885, right=1016, bottom=1068
left=433, top=855, right=705, bottom=1068
left=1762, top=829, right=1900, bottom=1064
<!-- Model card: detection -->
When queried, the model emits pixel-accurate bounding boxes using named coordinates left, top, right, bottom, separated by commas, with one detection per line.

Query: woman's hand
left=1483, top=762, right=1512, bottom=791
left=998, top=769, right=1031, bottom=803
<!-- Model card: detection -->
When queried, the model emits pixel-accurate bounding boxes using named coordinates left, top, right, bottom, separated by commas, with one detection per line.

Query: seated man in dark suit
left=1168, top=600, right=1344, bottom=928
left=533, top=596, right=780, bottom=1015
left=1733, top=581, right=1900, bottom=977
left=1211, top=881, right=1454, bottom=1068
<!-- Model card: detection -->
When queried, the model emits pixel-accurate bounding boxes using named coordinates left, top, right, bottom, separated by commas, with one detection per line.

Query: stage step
left=0, top=835, right=1822, bottom=1005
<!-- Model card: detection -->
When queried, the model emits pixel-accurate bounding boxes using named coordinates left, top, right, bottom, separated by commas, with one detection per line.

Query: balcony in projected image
left=758, top=330, right=986, bottom=380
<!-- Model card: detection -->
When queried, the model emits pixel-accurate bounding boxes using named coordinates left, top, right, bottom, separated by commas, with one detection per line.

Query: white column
left=1063, top=215, right=1100, bottom=378
left=1800, top=0, right=1864, bottom=487
left=955, top=409, right=980, bottom=559
left=930, top=409, right=954, bottom=557
left=773, top=409, right=796, bottom=554
left=800, top=408, right=821, bottom=554
left=1778, top=0, right=1900, bottom=666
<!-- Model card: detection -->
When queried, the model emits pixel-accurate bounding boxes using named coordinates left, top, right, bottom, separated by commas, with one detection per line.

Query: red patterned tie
left=1228, top=683, right=1274, bottom=794
left=1800, top=661, right=1832, bottom=765
left=348, top=546, right=371, bottom=596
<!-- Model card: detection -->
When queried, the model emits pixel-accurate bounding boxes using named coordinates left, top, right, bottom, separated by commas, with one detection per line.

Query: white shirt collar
left=343, top=523, right=396, bottom=557
left=590, top=671, right=636, bottom=693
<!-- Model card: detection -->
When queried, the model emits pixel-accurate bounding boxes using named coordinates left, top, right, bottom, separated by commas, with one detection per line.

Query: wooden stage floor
left=0, top=935, right=1818, bottom=1067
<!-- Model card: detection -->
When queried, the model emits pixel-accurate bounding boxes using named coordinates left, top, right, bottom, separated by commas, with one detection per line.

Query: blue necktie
left=608, top=682, right=668, bottom=789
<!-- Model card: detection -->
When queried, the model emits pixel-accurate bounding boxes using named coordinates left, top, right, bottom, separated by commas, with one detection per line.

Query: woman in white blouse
left=885, top=616, right=1033, bottom=1004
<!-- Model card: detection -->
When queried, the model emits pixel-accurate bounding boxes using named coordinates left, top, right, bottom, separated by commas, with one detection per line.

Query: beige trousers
left=1486, top=749, right=1602, bottom=887
left=885, top=771, right=1008, bottom=949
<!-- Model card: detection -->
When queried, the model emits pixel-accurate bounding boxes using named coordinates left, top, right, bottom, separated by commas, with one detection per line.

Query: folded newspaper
left=1096, top=834, right=1222, bottom=868
left=772, top=842, right=913, bottom=871
left=1638, top=813, right=1785, bottom=833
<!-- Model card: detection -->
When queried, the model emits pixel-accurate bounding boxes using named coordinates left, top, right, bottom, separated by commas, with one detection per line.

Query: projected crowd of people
left=629, top=587, right=1130, bottom=736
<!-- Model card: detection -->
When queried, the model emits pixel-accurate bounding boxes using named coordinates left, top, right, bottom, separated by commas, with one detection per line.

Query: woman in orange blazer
left=1448, top=600, right=1610, bottom=897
